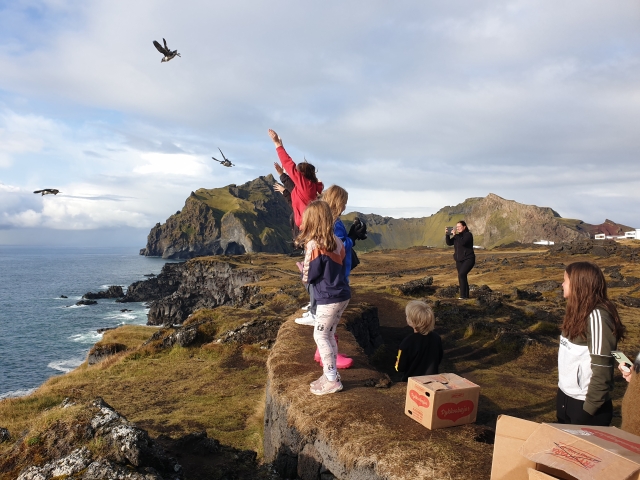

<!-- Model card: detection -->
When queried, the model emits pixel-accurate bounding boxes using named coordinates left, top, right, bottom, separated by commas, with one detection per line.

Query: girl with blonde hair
left=295, top=200, right=351, bottom=395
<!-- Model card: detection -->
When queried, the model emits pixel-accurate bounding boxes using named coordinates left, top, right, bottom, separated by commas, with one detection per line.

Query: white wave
left=103, top=312, right=137, bottom=321
left=0, top=388, right=36, bottom=400
left=62, top=304, right=86, bottom=309
left=48, top=358, right=84, bottom=373
left=69, top=331, right=103, bottom=344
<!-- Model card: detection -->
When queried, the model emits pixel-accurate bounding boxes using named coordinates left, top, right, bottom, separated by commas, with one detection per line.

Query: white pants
left=313, top=299, right=350, bottom=381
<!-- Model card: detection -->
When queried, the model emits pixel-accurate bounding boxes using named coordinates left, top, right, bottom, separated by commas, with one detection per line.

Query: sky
left=1, top=1, right=639, bottom=247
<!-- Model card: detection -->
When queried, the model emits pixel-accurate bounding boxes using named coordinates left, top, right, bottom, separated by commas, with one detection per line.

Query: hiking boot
left=310, top=378, right=343, bottom=395
left=294, top=312, right=315, bottom=325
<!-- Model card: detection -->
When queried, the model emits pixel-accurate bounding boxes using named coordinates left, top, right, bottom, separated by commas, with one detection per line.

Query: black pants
left=456, top=257, right=475, bottom=299
left=556, top=388, right=613, bottom=426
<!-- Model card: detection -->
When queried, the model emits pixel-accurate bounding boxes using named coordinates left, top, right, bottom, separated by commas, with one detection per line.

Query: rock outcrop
left=13, top=398, right=181, bottom=480
left=87, top=343, right=127, bottom=365
left=119, top=258, right=261, bottom=326
left=82, top=285, right=124, bottom=300
left=140, top=175, right=293, bottom=259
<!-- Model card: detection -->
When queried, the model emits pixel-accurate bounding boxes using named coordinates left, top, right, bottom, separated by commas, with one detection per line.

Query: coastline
left=0, top=246, right=174, bottom=400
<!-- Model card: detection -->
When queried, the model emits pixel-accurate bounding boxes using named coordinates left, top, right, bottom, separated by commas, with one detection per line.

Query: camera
left=348, top=217, right=368, bottom=241
left=446, top=226, right=454, bottom=234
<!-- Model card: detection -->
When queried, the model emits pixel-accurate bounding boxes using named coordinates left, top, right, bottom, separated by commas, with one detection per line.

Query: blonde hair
left=295, top=200, right=337, bottom=251
left=406, top=300, right=435, bottom=335
left=322, top=185, right=348, bottom=218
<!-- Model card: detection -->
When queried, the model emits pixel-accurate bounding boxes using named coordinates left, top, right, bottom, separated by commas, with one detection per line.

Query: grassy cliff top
left=2, top=244, right=640, bottom=479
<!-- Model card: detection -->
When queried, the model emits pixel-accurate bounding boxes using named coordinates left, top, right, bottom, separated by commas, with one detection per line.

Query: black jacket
left=445, top=230, right=475, bottom=261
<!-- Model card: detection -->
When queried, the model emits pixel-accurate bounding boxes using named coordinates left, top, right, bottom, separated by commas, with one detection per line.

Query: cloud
left=0, top=0, right=639, bottom=245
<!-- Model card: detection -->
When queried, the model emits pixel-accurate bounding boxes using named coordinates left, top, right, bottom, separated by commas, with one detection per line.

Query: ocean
left=0, top=246, right=179, bottom=399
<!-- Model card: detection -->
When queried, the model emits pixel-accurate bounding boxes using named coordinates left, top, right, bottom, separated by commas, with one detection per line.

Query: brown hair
left=294, top=200, right=337, bottom=251
left=562, top=261, right=625, bottom=341
left=321, top=185, right=348, bottom=218
left=406, top=300, right=435, bottom=335
left=297, top=161, right=318, bottom=183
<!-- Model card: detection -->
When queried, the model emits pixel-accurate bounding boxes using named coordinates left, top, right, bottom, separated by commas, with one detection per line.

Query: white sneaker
left=301, top=302, right=311, bottom=311
left=294, top=312, right=316, bottom=325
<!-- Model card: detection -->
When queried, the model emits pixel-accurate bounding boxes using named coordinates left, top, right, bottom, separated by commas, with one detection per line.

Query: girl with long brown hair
left=557, top=261, right=625, bottom=425
left=295, top=200, right=351, bottom=395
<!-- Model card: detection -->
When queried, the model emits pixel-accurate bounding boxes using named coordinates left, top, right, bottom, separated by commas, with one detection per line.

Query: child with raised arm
left=296, top=200, right=350, bottom=395
left=395, top=300, right=443, bottom=382
left=268, top=129, right=323, bottom=228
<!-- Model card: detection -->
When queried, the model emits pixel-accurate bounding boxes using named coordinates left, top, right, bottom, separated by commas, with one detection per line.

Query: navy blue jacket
left=301, top=237, right=351, bottom=305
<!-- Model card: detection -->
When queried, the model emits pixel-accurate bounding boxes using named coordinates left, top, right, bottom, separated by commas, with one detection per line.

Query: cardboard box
left=490, top=415, right=640, bottom=480
left=404, top=373, right=480, bottom=430
left=528, top=468, right=561, bottom=480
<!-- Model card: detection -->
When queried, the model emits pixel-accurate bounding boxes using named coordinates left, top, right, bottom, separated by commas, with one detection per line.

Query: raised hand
left=274, top=162, right=284, bottom=175
left=268, top=129, right=283, bottom=148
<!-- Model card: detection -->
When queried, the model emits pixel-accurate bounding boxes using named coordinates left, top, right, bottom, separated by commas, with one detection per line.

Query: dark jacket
left=445, top=230, right=475, bottom=261
left=301, top=237, right=351, bottom=305
left=395, top=331, right=443, bottom=382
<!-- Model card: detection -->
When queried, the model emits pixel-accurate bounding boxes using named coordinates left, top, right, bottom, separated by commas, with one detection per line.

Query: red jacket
left=276, top=146, right=323, bottom=226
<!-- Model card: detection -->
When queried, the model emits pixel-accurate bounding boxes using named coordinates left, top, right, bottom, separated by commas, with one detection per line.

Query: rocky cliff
left=120, top=258, right=261, bottom=326
left=344, top=193, right=633, bottom=250
left=142, top=173, right=633, bottom=257
left=140, top=175, right=293, bottom=259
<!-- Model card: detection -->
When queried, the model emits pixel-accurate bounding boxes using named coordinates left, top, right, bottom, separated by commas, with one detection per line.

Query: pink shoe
left=314, top=349, right=353, bottom=369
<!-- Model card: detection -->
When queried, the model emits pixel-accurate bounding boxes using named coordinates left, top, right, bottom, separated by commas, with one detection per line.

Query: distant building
left=594, top=234, right=606, bottom=240
left=624, top=229, right=640, bottom=239
left=533, top=240, right=554, bottom=245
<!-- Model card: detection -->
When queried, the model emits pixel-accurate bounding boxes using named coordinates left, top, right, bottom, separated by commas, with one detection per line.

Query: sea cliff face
left=140, top=175, right=293, bottom=259
left=120, top=258, right=261, bottom=326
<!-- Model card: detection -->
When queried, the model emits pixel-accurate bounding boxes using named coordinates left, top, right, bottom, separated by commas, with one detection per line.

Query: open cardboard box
left=491, top=415, right=640, bottom=480
left=404, top=373, right=480, bottom=430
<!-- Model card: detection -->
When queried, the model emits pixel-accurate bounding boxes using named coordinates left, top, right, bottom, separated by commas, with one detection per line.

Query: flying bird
left=33, top=189, right=60, bottom=196
left=212, top=148, right=235, bottom=167
left=153, top=38, right=181, bottom=62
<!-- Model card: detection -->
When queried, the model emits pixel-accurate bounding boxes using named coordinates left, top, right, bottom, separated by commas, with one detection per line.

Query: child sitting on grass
left=395, top=300, right=443, bottom=382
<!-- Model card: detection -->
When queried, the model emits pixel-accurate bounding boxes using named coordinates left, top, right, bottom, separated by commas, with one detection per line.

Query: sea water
left=0, top=246, right=179, bottom=399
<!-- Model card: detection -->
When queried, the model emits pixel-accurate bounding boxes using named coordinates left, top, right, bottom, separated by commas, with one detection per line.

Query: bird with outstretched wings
left=153, top=38, right=181, bottom=62
left=33, top=189, right=60, bottom=196
left=212, top=148, right=235, bottom=167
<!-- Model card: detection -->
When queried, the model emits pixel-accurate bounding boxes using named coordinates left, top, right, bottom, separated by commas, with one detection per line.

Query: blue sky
left=1, top=1, right=639, bottom=247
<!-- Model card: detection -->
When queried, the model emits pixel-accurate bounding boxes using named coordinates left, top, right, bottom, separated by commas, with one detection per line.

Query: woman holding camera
left=445, top=221, right=475, bottom=299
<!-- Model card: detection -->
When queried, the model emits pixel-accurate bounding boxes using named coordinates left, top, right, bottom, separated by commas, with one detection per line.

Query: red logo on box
left=410, top=389, right=430, bottom=408
left=437, top=400, right=474, bottom=422
left=550, top=443, right=601, bottom=469
left=583, top=428, right=640, bottom=455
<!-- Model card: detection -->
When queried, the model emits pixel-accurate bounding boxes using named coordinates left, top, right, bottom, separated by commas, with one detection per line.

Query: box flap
left=528, top=467, right=562, bottom=480
left=490, top=415, right=539, bottom=480
left=521, top=423, right=640, bottom=480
